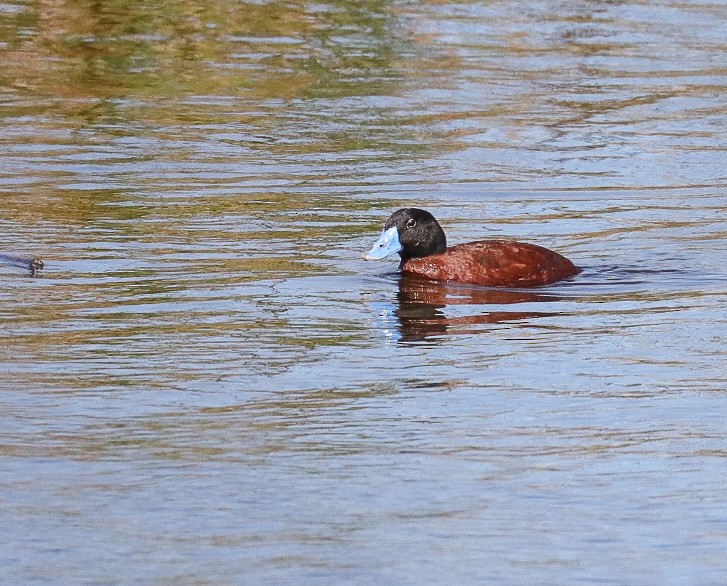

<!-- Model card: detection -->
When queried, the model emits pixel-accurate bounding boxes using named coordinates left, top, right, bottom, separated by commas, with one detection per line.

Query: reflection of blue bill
left=367, top=300, right=401, bottom=345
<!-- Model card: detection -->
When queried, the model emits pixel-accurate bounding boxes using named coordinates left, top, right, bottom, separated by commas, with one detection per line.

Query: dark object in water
left=0, top=254, right=45, bottom=276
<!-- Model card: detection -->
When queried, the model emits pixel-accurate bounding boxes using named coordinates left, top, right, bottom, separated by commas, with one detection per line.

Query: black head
left=383, top=208, right=447, bottom=260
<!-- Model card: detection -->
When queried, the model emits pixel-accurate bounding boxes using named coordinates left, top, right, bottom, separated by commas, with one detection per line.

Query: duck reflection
left=393, top=274, right=563, bottom=343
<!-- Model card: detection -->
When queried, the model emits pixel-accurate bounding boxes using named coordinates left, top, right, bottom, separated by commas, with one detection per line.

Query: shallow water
left=1, top=0, right=726, bottom=583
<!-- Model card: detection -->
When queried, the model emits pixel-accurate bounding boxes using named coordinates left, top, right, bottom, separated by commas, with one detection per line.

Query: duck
left=364, top=208, right=580, bottom=287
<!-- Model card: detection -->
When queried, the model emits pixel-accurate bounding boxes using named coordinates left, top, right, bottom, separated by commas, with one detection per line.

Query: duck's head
left=364, top=208, right=447, bottom=261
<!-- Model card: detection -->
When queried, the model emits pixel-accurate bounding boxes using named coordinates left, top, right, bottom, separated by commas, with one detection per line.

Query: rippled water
left=1, top=0, right=726, bottom=583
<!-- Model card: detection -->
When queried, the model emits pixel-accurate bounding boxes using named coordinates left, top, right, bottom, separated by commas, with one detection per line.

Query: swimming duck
left=364, top=208, right=580, bottom=287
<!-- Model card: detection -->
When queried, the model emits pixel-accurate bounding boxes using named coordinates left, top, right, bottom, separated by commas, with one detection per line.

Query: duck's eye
left=406, top=218, right=416, bottom=229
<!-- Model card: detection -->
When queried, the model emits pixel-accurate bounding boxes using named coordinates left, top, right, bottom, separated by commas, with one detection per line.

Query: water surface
left=1, top=0, right=726, bottom=583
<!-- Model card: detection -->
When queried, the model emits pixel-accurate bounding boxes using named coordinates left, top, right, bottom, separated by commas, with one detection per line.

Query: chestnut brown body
left=402, top=239, right=580, bottom=287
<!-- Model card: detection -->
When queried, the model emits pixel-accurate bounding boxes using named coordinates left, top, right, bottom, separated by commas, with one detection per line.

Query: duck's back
left=401, top=240, right=580, bottom=287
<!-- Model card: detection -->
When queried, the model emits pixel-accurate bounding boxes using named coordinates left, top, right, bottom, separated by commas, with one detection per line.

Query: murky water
left=2, top=0, right=726, bottom=583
